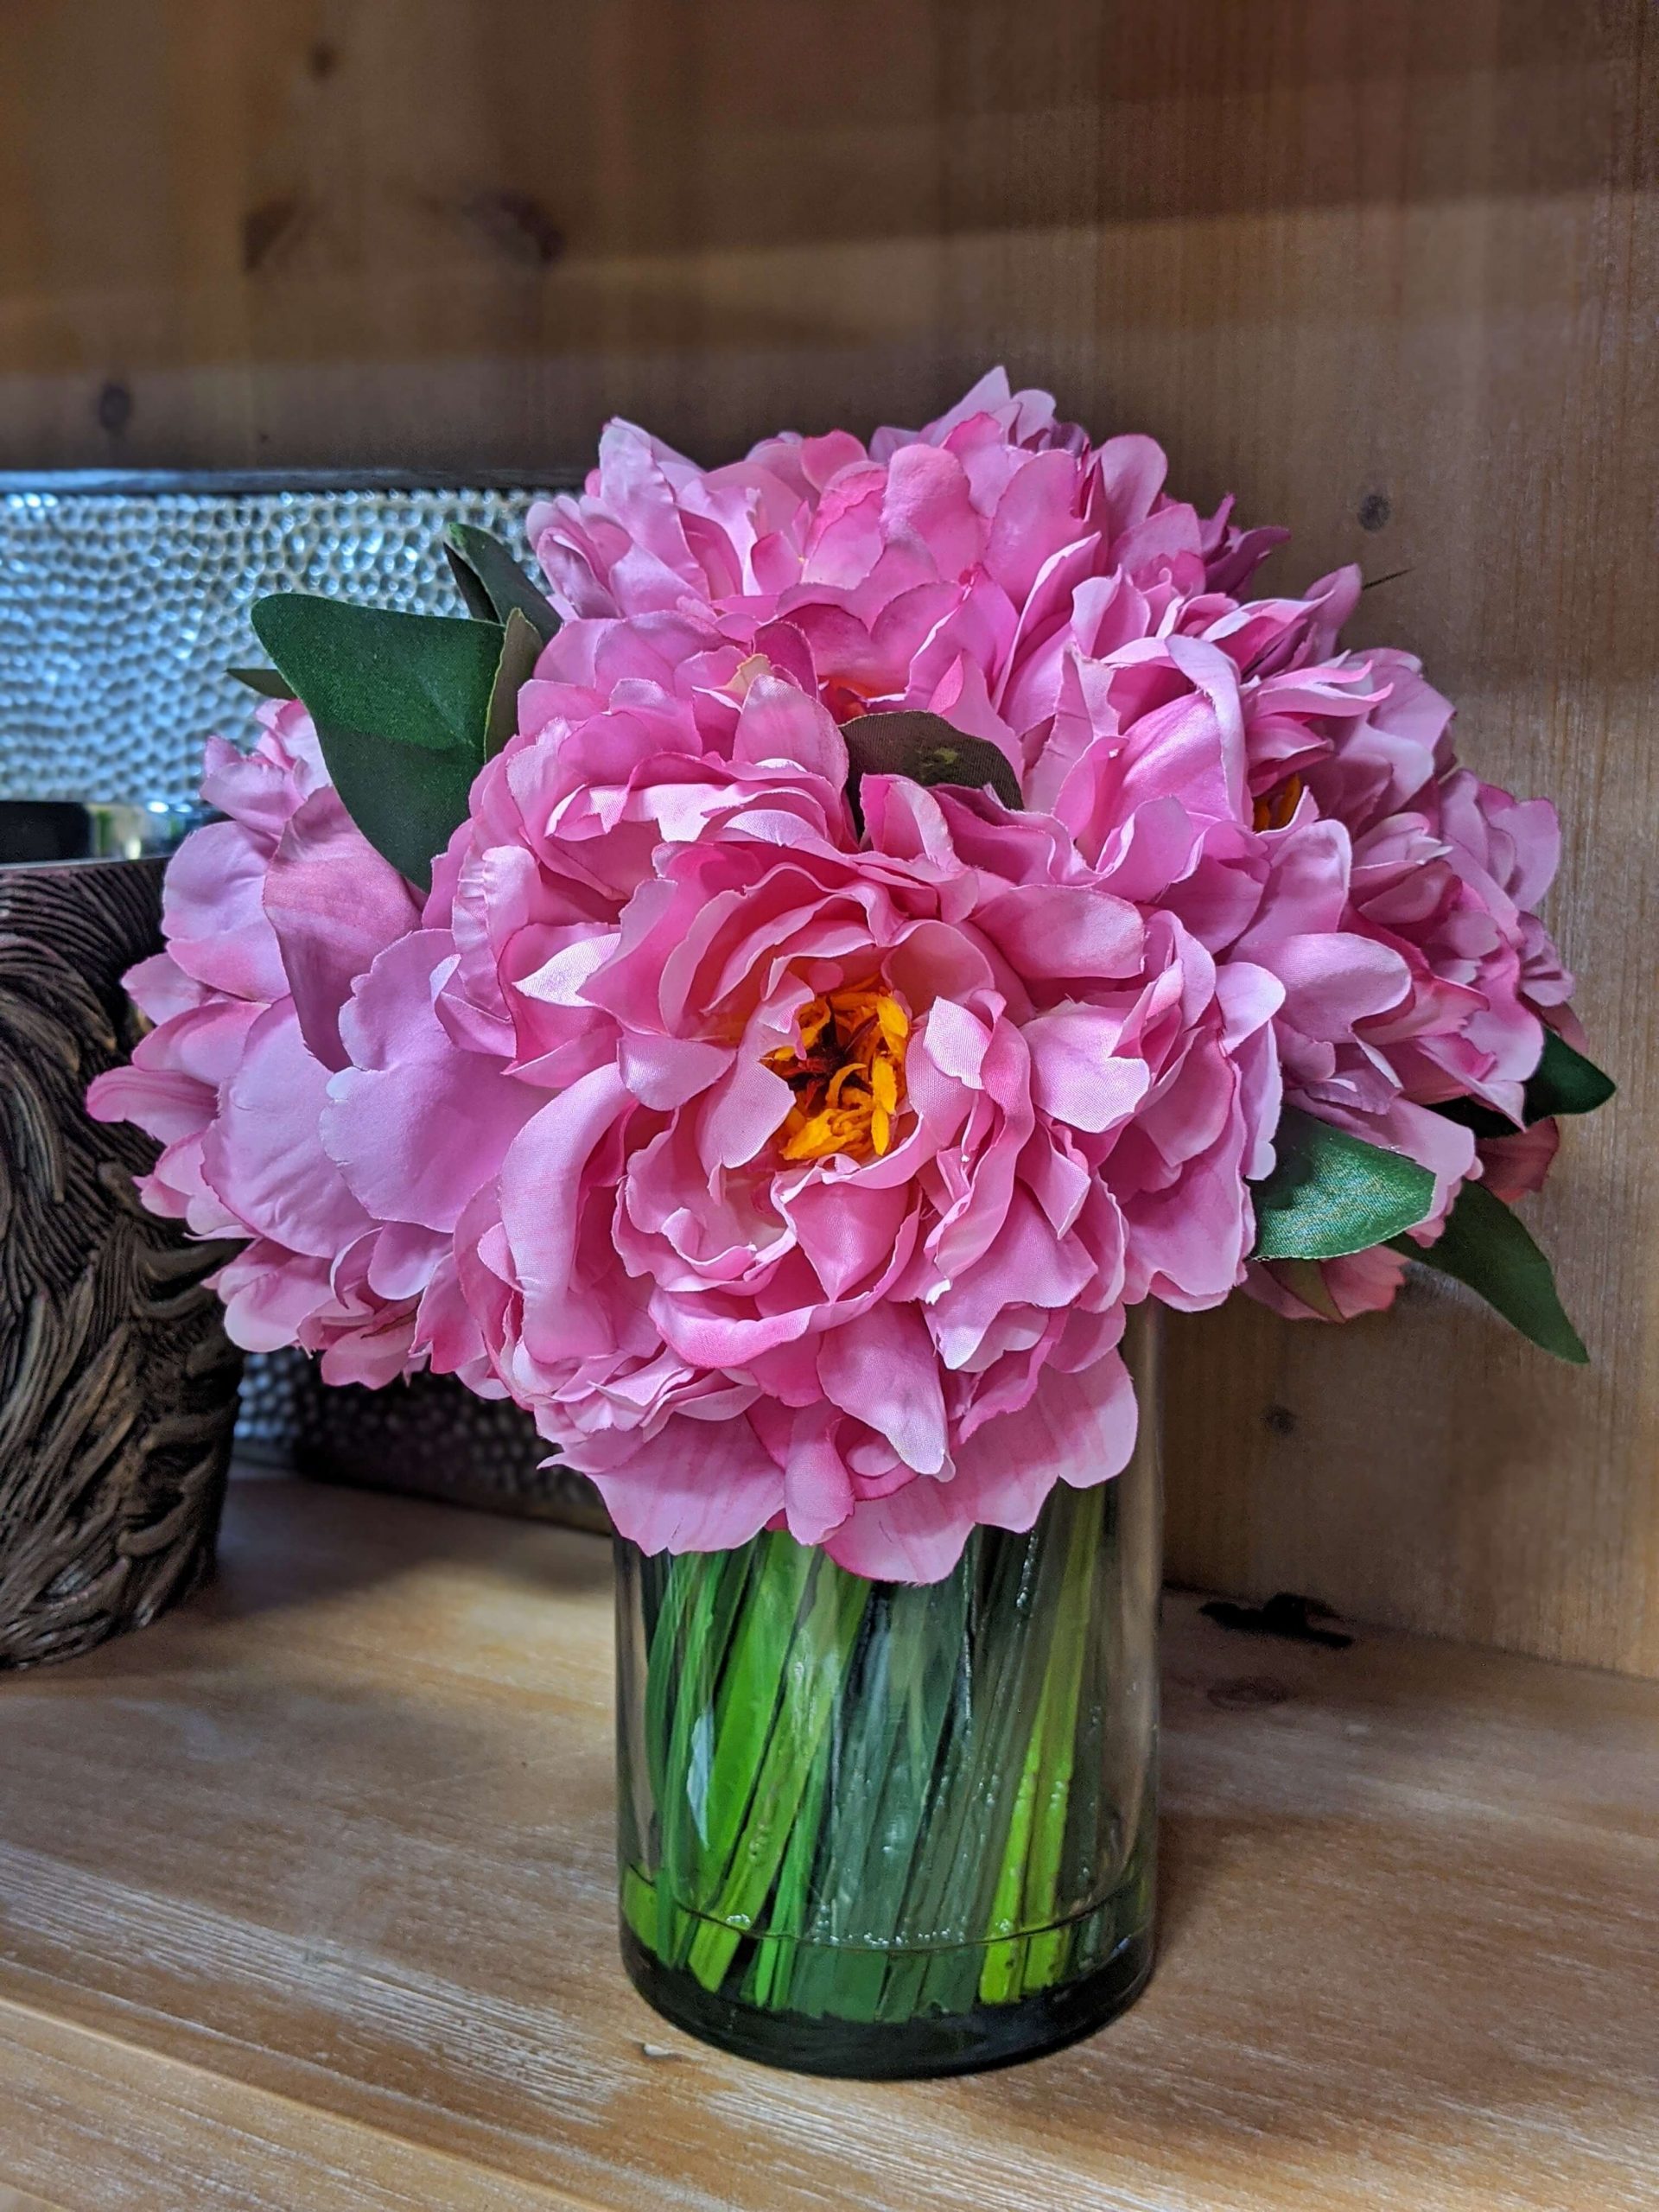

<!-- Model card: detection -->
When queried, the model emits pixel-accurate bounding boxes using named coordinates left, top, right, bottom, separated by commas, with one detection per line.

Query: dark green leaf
left=444, top=522, right=560, bottom=645
left=251, top=593, right=505, bottom=891
left=1524, top=1028, right=1615, bottom=1120
left=443, top=543, right=498, bottom=623
left=842, top=710, right=1022, bottom=820
left=1249, top=1107, right=1437, bottom=1261
left=1389, top=1180, right=1587, bottom=1363
left=1431, top=1095, right=1517, bottom=1141
left=226, top=664, right=296, bottom=699
left=486, top=607, right=543, bottom=758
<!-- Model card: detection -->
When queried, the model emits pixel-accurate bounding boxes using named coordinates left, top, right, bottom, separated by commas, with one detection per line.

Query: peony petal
left=264, top=788, right=422, bottom=1071
left=582, top=1414, right=784, bottom=1554
left=818, top=1306, right=948, bottom=1475
left=1024, top=1003, right=1153, bottom=1134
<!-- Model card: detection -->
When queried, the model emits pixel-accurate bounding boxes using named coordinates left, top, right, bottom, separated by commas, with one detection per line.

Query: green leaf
left=226, top=664, right=296, bottom=699
left=1524, top=1029, right=1615, bottom=1120
left=251, top=594, right=505, bottom=891
left=486, top=607, right=543, bottom=758
left=444, top=523, right=560, bottom=645
left=444, top=543, right=498, bottom=623
left=842, top=710, right=1022, bottom=819
left=1249, top=1107, right=1437, bottom=1261
left=1431, top=1096, right=1522, bottom=1141
left=1389, top=1180, right=1587, bottom=1363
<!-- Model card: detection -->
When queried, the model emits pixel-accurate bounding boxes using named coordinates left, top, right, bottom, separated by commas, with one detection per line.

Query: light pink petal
left=327, top=934, right=537, bottom=1234
left=973, top=883, right=1144, bottom=982
left=200, top=1002, right=372, bottom=1257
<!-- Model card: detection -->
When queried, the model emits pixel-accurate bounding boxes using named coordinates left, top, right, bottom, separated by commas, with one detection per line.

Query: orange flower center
left=765, top=979, right=909, bottom=1162
left=821, top=677, right=876, bottom=725
left=1252, top=772, right=1305, bottom=832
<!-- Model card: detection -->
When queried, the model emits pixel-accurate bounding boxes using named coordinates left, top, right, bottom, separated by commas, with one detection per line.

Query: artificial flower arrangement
left=90, top=371, right=1611, bottom=2077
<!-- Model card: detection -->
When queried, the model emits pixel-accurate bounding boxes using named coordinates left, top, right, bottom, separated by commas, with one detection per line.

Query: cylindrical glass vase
left=613, top=1311, right=1161, bottom=2079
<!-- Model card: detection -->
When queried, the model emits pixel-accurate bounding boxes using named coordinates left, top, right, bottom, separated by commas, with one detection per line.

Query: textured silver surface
left=0, top=476, right=602, bottom=1528
left=0, top=480, right=544, bottom=807
left=235, top=1344, right=605, bottom=1530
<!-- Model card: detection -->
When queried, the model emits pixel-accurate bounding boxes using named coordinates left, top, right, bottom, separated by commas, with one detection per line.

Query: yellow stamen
left=1252, top=772, right=1305, bottom=833
left=765, top=976, right=909, bottom=1164
left=877, top=1000, right=910, bottom=1052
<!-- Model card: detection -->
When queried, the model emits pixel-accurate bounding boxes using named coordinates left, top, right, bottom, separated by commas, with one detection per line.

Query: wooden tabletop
left=1, top=1473, right=1655, bottom=2212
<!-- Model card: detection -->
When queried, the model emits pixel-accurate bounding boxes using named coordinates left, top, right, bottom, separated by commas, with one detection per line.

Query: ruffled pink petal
left=264, top=788, right=422, bottom=1070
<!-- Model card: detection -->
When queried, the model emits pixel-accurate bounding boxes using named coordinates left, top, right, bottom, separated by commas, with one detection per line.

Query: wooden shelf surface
left=1, top=1471, right=1655, bottom=2211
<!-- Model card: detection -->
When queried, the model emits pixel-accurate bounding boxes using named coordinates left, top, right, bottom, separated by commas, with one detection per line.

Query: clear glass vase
left=613, top=1310, right=1161, bottom=2079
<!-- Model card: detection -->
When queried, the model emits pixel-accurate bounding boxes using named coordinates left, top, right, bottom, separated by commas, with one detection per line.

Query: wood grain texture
left=0, top=1472, right=1655, bottom=2211
left=0, top=1, right=1653, bottom=1668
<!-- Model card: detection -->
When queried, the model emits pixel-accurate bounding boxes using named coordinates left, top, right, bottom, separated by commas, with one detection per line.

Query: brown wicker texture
left=0, top=856, right=243, bottom=1670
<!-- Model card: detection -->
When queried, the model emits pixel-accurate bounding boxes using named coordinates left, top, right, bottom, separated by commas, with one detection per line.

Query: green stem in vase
left=976, top=1645, right=1052, bottom=2005
left=788, top=1572, right=970, bottom=2024
left=1046, top=1495, right=1116, bottom=1978
left=684, top=1548, right=870, bottom=1993
left=640, top=1551, right=697, bottom=1816
left=1009, top=1484, right=1103, bottom=1996
left=656, top=1541, right=768, bottom=1966
left=878, top=1510, right=1071, bottom=2024
left=742, top=1694, right=833, bottom=2013
left=628, top=1473, right=1128, bottom=2035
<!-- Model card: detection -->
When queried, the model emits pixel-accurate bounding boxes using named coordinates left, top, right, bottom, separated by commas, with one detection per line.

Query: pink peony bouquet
left=90, top=371, right=1611, bottom=1583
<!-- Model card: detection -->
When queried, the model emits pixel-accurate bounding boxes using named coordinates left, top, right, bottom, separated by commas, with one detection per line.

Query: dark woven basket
left=0, top=855, right=244, bottom=1670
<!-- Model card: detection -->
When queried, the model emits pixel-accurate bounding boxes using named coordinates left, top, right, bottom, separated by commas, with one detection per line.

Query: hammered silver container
left=0, top=472, right=601, bottom=1532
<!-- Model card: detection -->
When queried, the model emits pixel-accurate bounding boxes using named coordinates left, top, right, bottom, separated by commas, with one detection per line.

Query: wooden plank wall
left=0, top=1, right=1652, bottom=1672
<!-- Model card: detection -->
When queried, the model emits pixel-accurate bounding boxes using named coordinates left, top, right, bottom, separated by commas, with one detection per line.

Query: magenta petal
left=822, top=1478, right=980, bottom=1584
left=618, top=1033, right=733, bottom=1110
left=86, top=1062, right=212, bottom=1146
left=162, top=818, right=289, bottom=1002
left=1270, top=932, right=1409, bottom=1041
left=975, top=883, right=1144, bottom=982
left=817, top=1306, right=947, bottom=1475
left=779, top=1410, right=857, bottom=1548
left=326, top=933, right=537, bottom=1234
left=264, top=789, right=422, bottom=1071
left=734, top=672, right=849, bottom=785
left=498, top=1066, right=632, bottom=1327
left=954, top=1348, right=1139, bottom=1515
left=698, top=1052, right=794, bottom=1171
left=213, top=1245, right=335, bottom=1352
left=584, top=1414, right=784, bottom=1554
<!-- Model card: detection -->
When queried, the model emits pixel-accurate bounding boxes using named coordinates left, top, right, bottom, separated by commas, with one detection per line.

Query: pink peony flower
left=324, top=635, right=1286, bottom=1580
left=86, top=701, right=483, bottom=1386
left=1022, top=578, right=1577, bottom=1320
left=528, top=368, right=1284, bottom=749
